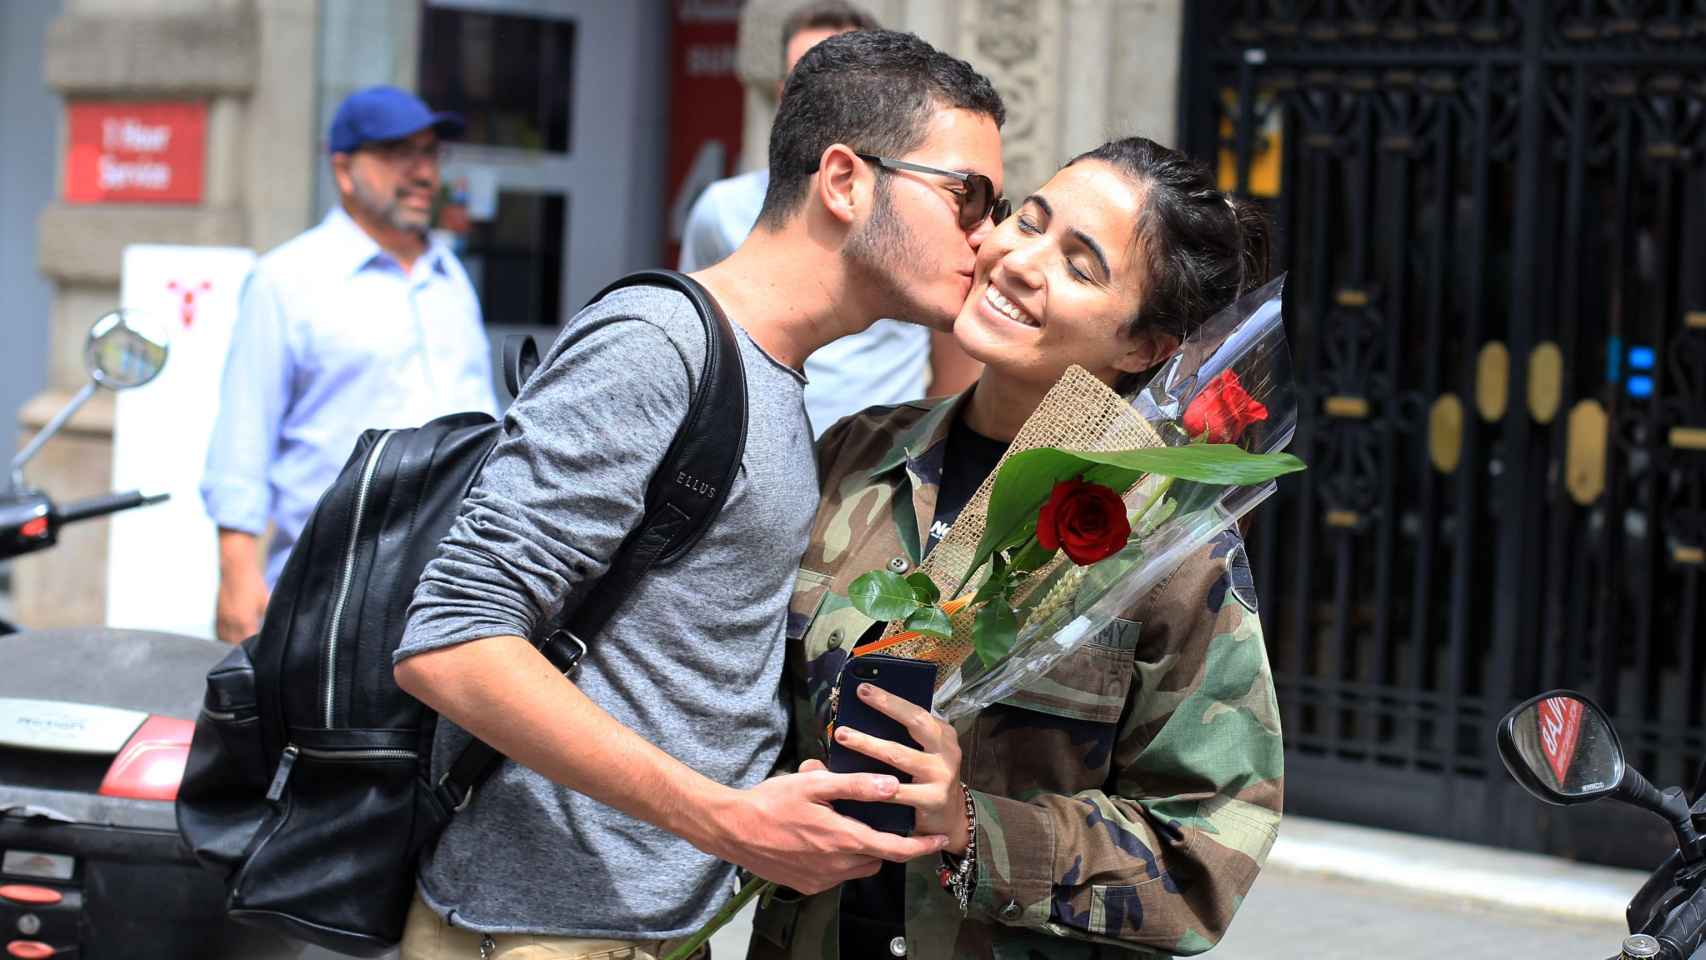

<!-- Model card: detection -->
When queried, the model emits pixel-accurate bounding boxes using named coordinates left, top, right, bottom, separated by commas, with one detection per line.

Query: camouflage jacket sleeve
left=961, top=534, right=1284, bottom=955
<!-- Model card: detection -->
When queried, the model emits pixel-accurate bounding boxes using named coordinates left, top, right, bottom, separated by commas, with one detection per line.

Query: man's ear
left=330, top=153, right=356, bottom=197
left=814, top=144, right=863, bottom=227
left=1113, top=327, right=1181, bottom=375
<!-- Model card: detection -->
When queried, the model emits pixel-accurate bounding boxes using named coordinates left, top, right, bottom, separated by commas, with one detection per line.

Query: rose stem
left=661, top=878, right=775, bottom=960
left=1129, top=476, right=1176, bottom=532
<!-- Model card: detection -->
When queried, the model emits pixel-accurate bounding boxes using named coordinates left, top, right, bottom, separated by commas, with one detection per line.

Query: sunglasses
left=362, top=138, right=443, bottom=167
left=855, top=153, right=1010, bottom=230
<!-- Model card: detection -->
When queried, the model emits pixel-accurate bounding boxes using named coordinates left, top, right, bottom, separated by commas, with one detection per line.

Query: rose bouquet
left=844, top=275, right=1301, bottom=720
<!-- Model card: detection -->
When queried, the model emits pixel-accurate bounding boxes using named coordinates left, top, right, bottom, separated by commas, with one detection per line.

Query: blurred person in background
left=201, top=85, right=498, bottom=645
left=679, top=1, right=983, bottom=436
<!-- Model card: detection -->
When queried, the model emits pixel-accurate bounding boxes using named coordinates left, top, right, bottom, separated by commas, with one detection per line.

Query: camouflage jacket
left=746, top=394, right=1285, bottom=960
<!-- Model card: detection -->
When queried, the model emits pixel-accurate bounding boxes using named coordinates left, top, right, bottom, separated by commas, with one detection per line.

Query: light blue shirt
left=679, top=168, right=930, bottom=437
left=202, top=207, right=498, bottom=586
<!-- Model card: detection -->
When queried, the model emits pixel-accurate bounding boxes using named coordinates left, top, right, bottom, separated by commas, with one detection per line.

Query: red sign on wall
left=65, top=101, right=206, bottom=205
left=1537, top=695, right=1586, bottom=785
left=662, top=0, right=747, bottom=266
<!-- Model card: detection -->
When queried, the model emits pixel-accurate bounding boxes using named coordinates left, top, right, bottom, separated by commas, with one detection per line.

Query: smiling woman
left=954, top=160, right=1155, bottom=404
left=750, top=136, right=1284, bottom=960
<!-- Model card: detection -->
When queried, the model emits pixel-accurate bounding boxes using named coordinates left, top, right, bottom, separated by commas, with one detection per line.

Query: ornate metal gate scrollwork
left=1182, top=1, right=1706, bottom=865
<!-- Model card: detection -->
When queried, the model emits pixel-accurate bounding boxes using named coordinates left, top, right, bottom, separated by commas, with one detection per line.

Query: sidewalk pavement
left=1268, top=816, right=1645, bottom=925
left=708, top=814, right=1648, bottom=956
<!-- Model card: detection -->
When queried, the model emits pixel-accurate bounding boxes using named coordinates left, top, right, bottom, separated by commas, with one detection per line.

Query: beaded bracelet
left=936, top=782, right=979, bottom=912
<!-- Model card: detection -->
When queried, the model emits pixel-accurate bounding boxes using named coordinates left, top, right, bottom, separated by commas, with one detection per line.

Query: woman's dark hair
left=758, top=30, right=1004, bottom=230
left=1068, top=137, right=1274, bottom=392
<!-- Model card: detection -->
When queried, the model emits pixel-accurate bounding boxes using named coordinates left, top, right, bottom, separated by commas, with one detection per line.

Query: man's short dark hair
left=780, top=1, right=879, bottom=63
left=757, top=30, right=1005, bottom=230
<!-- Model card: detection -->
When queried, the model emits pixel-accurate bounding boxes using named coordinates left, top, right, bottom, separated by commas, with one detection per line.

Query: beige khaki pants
left=400, top=893, right=709, bottom=960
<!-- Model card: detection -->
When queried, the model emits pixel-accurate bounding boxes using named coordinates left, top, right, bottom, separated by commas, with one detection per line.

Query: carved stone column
left=959, top=0, right=1063, bottom=198
left=735, top=0, right=1183, bottom=199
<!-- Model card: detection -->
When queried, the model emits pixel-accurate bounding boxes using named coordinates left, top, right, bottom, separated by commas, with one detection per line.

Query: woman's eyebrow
left=1024, top=194, right=1052, bottom=217
left=1070, top=228, right=1111, bottom=280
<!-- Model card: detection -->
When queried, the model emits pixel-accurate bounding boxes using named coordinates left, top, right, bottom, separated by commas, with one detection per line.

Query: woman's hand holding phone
left=831, top=681, right=971, bottom=855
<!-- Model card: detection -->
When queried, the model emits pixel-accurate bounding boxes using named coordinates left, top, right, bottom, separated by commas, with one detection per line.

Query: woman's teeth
left=985, top=286, right=1038, bottom=328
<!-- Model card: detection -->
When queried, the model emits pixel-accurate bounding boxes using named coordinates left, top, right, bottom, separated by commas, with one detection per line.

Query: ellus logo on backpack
left=675, top=470, right=718, bottom=499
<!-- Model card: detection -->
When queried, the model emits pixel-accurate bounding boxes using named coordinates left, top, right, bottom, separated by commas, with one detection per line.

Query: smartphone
left=826, top=654, right=938, bottom=835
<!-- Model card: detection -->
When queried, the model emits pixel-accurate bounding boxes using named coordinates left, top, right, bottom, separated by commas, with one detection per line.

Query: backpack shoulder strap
left=439, top=269, right=748, bottom=812
left=588, top=269, right=749, bottom=568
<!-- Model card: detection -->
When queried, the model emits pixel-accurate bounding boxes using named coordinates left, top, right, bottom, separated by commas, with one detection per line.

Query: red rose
left=1035, top=479, right=1131, bottom=566
left=1182, top=369, right=1269, bottom=444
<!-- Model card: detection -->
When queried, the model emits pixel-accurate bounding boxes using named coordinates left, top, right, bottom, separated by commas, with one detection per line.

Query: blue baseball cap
left=327, top=86, right=464, bottom=154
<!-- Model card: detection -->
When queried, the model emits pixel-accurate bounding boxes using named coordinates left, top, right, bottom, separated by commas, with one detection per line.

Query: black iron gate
left=1181, top=1, right=1706, bottom=866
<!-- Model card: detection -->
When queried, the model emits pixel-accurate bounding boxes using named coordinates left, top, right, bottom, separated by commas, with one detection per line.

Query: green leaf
left=970, top=551, right=1011, bottom=607
left=903, top=605, right=953, bottom=639
left=1062, top=445, right=1306, bottom=485
left=972, top=598, right=1018, bottom=667
left=848, top=570, right=921, bottom=621
left=905, top=571, right=941, bottom=605
left=1135, top=497, right=1179, bottom=538
left=959, top=445, right=1306, bottom=595
left=1008, top=539, right=1055, bottom=576
left=1075, top=542, right=1146, bottom=615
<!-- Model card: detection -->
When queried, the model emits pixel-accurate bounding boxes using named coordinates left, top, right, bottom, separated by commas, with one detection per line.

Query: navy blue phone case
left=827, top=654, right=939, bottom=835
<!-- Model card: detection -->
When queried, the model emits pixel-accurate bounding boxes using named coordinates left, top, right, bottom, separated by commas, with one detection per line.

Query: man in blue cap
left=202, top=86, right=498, bottom=644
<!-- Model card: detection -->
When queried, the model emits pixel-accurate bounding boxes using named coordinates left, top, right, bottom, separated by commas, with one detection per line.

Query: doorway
left=422, top=0, right=670, bottom=329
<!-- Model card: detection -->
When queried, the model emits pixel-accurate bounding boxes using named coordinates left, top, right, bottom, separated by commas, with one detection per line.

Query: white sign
left=109, top=245, right=256, bottom=639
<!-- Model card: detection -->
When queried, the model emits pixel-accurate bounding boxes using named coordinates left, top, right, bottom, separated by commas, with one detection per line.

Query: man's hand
left=215, top=529, right=268, bottom=645
left=700, top=769, right=948, bottom=895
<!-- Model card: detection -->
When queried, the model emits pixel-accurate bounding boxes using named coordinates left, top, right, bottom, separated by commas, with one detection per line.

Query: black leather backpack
left=175, top=270, right=747, bottom=956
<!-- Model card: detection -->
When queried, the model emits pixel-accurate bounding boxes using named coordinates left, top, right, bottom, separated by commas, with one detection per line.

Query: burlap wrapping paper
left=880, top=365, right=1164, bottom=681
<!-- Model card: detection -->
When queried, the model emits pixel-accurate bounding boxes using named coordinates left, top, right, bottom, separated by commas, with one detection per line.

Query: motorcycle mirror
left=1497, top=690, right=1626, bottom=805
left=84, top=309, right=169, bottom=390
left=7, top=310, right=170, bottom=492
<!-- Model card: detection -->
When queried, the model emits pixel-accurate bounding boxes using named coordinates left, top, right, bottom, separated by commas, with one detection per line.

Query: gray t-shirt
left=397, top=285, right=817, bottom=938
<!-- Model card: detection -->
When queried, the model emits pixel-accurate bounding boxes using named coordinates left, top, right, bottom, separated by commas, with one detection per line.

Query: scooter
left=1498, top=691, right=1706, bottom=960
left=0, top=311, right=329, bottom=958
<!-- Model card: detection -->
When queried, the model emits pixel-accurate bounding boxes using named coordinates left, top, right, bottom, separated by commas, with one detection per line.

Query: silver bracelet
left=936, top=782, right=978, bottom=912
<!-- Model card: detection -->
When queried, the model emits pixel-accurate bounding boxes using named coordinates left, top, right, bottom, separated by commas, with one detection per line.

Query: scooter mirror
left=84, top=309, right=168, bottom=390
left=1497, top=690, right=1626, bottom=805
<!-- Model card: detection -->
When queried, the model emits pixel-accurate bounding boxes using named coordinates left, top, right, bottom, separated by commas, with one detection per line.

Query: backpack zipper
left=265, top=744, right=299, bottom=802
left=295, top=745, right=416, bottom=762
left=324, top=430, right=396, bottom=728
left=263, top=743, right=416, bottom=804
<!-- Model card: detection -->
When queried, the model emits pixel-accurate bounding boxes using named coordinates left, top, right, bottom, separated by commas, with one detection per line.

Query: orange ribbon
left=849, top=596, right=973, bottom=658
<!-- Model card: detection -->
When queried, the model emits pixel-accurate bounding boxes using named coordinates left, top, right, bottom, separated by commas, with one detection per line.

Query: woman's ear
left=814, top=144, right=863, bottom=227
left=1113, top=328, right=1181, bottom=375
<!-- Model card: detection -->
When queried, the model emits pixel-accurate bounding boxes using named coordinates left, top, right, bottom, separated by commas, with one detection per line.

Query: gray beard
left=844, top=180, right=943, bottom=329
left=351, top=178, right=429, bottom=235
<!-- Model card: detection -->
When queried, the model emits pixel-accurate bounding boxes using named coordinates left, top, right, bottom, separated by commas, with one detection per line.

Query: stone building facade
left=736, top=0, right=1184, bottom=200
left=12, top=0, right=1183, bottom=631
left=18, top=0, right=318, bottom=629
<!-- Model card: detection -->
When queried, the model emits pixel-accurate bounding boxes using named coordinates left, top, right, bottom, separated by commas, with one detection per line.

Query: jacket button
left=999, top=899, right=1022, bottom=920
left=827, top=629, right=844, bottom=650
left=888, top=936, right=907, bottom=956
left=887, top=556, right=910, bottom=573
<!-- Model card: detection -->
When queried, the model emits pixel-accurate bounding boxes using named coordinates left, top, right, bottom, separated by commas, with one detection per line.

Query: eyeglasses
left=855, top=153, right=1009, bottom=230
left=362, top=139, right=443, bottom=167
